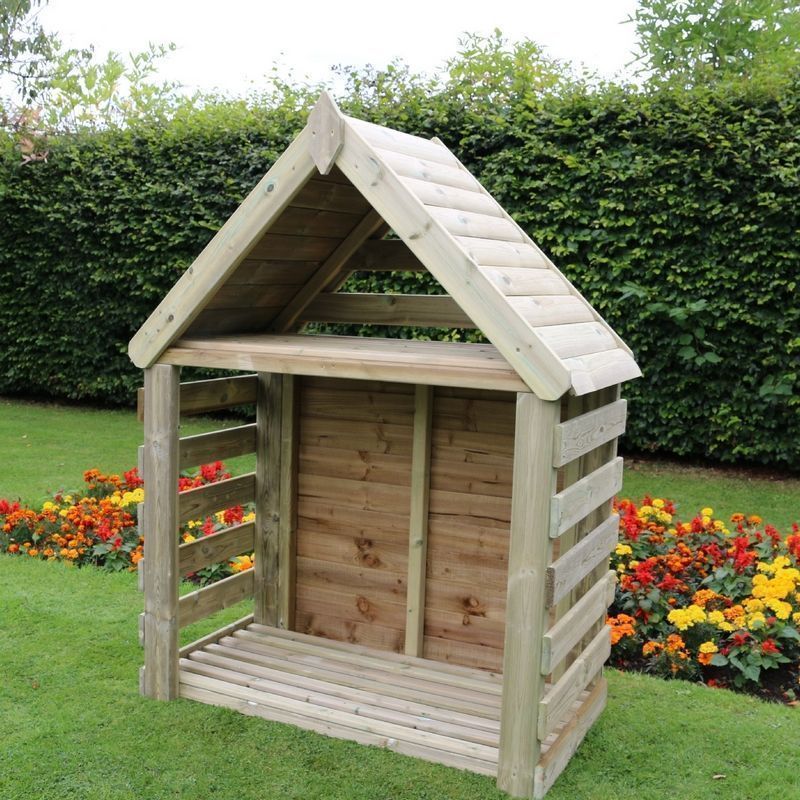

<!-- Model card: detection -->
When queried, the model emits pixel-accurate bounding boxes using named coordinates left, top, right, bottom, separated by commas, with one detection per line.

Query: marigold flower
left=701, top=507, right=714, bottom=518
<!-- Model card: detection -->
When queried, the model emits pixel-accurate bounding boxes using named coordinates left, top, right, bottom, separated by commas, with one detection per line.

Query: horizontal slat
left=178, top=472, right=256, bottom=524
left=269, top=206, right=364, bottom=237
left=479, top=267, right=566, bottom=296
left=545, top=515, right=619, bottom=607
left=178, top=522, right=255, bottom=575
left=178, top=569, right=254, bottom=628
left=454, top=236, right=548, bottom=269
left=507, top=296, right=594, bottom=328
left=162, top=334, right=529, bottom=394
left=565, top=350, right=643, bottom=396
left=179, top=424, right=257, bottom=470
left=205, top=283, right=300, bottom=310
left=348, top=118, right=460, bottom=167
left=538, top=626, right=611, bottom=740
left=550, top=457, right=623, bottom=538
left=535, top=322, right=618, bottom=359
left=290, top=177, right=371, bottom=214
left=301, top=293, right=476, bottom=328
left=137, top=374, right=259, bottom=422
left=401, top=177, right=503, bottom=217
left=246, top=233, right=340, bottom=262
left=553, top=399, right=627, bottom=467
left=346, top=239, right=426, bottom=272
left=534, top=678, right=608, bottom=798
left=372, top=148, right=480, bottom=192
left=427, top=206, right=525, bottom=243
left=179, top=614, right=254, bottom=657
left=541, top=571, right=616, bottom=674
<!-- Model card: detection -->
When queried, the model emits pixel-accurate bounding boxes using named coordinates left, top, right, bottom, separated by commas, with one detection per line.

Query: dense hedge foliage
left=1, top=77, right=797, bottom=467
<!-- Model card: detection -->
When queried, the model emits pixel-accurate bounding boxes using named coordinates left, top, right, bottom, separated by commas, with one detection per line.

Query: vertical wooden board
left=405, top=385, right=433, bottom=657
left=424, top=388, right=516, bottom=673
left=254, top=373, right=283, bottom=625
left=294, top=377, right=413, bottom=651
left=278, top=376, right=299, bottom=630
left=142, top=364, right=180, bottom=700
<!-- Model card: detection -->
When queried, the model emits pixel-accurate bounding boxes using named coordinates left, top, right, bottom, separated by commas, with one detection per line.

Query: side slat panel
left=179, top=424, right=257, bottom=470
left=178, top=569, right=255, bottom=628
left=179, top=473, right=256, bottom=525
left=178, top=522, right=256, bottom=576
left=137, top=374, right=257, bottom=422
left=552, top=399, right=627, bottom=467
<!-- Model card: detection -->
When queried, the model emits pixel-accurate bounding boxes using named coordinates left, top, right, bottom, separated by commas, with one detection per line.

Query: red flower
left=223, top=505, right=244, bottom=526
left=761, top=639, right=780, bottom=655
left=731, top=632, right=750, bottom=648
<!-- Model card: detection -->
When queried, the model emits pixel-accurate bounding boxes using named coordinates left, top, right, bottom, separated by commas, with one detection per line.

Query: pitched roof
left=129, top=93, right=640, bottom=400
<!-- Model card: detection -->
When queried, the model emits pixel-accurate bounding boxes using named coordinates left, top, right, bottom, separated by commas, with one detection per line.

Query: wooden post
left=404, top=384, right=434, bottom=657
left=278, top=375, right=299, bottom=629
left=497, top=393, right=560, bottom=798
left=142, top=364, right=180, bottom=700
left=254, top=372, right=283, bottom=625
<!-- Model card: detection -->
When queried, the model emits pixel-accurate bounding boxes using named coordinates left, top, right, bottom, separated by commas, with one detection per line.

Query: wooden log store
left=129, top=92, right=641, bottom=798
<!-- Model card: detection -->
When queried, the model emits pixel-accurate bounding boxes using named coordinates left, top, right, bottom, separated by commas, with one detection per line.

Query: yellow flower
left=615, top=543, right=633, bottom=557
left=793, top=612, right=800, bottom=625
left=707, top=610, right=725, bottom=626
left=652, top=499, right=665, bottom=509
left=744, top=598, right=765, bottom=613
left=746, top=611, right=766, bottom=630
left=667, top=605, right=706, bottom=631
left=699, top=641, right=718, bottom=655
left=701, top=507, right=713, bottom=517
left=42, top=501, right=56, bottom=512
left=182, top=533, right=196, bottom=543
left=765, top=598, right=792, bottom=620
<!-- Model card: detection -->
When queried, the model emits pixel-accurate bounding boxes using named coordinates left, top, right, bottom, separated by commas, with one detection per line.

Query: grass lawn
left=2, top=398, right=798, bottom=529
left=1, top=554, right=798, bottom=800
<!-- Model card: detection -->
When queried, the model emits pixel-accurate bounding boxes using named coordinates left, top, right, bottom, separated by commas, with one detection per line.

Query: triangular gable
left=129, top=93, right=641, bottom=400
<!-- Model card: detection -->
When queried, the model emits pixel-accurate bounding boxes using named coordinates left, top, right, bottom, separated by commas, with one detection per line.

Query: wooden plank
left=537, top=626, right=611, bottom=740
left=336, top=117, right=571, bottom=400
left=480, top=267, right=569, bottom=297
left=552, top=399, right=627, bottom=468
left=226, top=259, right=319, bottom=285
left=179, top=673, right=499, bottom=776
left=205, top=283, right=300, bottom=311
left=534, top=679, right=608, bottom=799
left=401, top=176, right=503, bottom=217
left=371, top=147, right=481, bottom=192
left=405, top=385, right=433, bottom=657
left=268, top=207, right=363, bottom=238
left=453, top=237, right=548, bottom=269
left=290, top=177, right=371, bottom=215
left=269, top=210, right=386, bottom=332
left=427, top=206, right=525, bottom=243
left=278, top=375, right=299, bottom=629
left=179, top=613, right=254, bottom=657
left=549, top=457, right=623, bottom=538
left=534, top=322, right=618, bottom=360
left=565, top=350, right=642, bottom=397
left=178, top=522, right=256, bottom=576
left=254, top=373, right=282, bottom=625
left=186, top=307, right=284, bottom=336
left=161, top=334, right=530, bottom=394
left=179, top=374, right=258, bottom=417
left=178, top=424, right=257, bottom=470
left=345, top=239, right=426, bottom=272
left=540, top=571, right=616, bottom=675
left=245, top=233, right=342, bottom=262
left=308, top=92, right=344, bottom=174
left=545, top=514, right=619, bottom=608
left=423, top=635, right=504, bottom=673
left=142, top=364, right=180, bottom=700
left=508, top=296, right=595, bottom=328
left=178, top=569, right=255, bottom=628
left=348, top=118, right=461, bottom=167
left=129, top=125, right=317, bottom=368
left=301, top=293, right=476, bottom=328
left=496, top=394, right=560, bottom=797
left=178, top=472, right=256, bottom=525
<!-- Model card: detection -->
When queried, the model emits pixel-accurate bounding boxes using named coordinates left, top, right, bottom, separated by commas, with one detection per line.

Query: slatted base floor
left=179, top=621, right=603, bottom=787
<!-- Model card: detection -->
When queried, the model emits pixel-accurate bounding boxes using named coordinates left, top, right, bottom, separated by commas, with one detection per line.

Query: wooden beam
left=301, top=293, right=476, bottom=328
left=178, top=424, right=257, bottom=471
left=277, top=375, right=299, bottom=629
left=137, top=374, right=258, bottom=422
left=308, top=91, right=344, bottom=174
left=142, top=363, right=181, bottom=700
left=269, top=209, right=386, bottom=332
left=540, top=571, right=616, bottom=675
left=179, top=614, right=254, bottom=658
left=552, top=399, right=627, bottom=467
left=549, top=457, right=623, bottom=539
left=129, top=125, right=317, bottom=368
left=178, top=569, right=255, bottom=628
left=404, top=384, right=434, bottom=657
left=346, top=239, right=426, bottom=272
left=178, top=473, right=256, bottom=525
left=497, top=394, right=560, bottom=797
left=545, top=514, right=619, bottom=608
left=178, top=522, right=256, bottom=576
left=254, top=373, right=282, bottom=625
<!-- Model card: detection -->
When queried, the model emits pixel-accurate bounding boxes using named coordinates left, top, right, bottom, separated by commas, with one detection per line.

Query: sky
left=40, top=0, right=641, bottom=96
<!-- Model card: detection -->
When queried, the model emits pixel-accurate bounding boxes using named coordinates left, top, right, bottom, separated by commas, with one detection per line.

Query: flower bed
left=608, top=497, right=800, bottom=703
left=0, top=462, right=253, bottom=584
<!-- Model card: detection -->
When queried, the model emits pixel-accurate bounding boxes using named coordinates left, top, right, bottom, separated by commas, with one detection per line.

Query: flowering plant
left=608, top=497, right=800, bottom=701
left=0, top=462, right=254, bottom=584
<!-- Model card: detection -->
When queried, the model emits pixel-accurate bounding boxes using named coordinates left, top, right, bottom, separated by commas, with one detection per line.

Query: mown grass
left=2, top=398, right=798, bottom=530
left=1, top=555, right=798, bottom=800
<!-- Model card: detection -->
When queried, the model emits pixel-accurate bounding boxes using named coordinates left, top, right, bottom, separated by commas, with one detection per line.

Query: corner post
left=142, top=363, right=181, bottom=700
left=497, top=393, right=560, bottom=797
left=254, top=372, right=283, bottom=625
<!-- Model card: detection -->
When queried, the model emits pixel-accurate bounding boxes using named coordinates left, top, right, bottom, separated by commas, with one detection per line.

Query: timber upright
left=130, top=92, right=640, bottom=798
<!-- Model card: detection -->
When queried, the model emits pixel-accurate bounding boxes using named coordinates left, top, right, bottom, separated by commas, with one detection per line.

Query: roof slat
left=427, top=207, right=525, bottom=244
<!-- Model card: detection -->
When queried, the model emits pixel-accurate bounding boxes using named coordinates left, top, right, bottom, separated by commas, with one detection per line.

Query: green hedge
left=1, top=81, right=797, bottom=467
